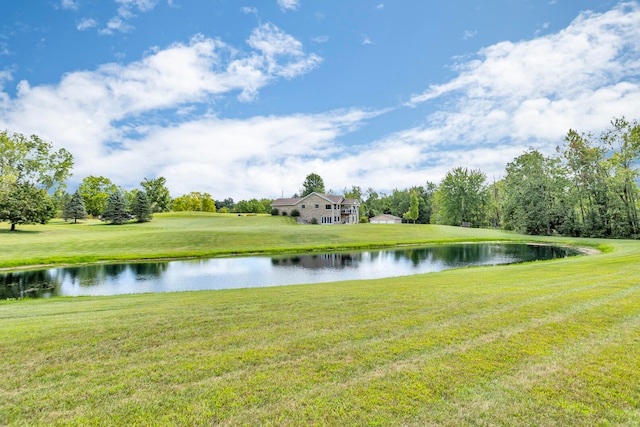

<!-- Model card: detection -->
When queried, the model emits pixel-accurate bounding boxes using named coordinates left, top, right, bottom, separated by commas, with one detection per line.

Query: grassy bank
left=0, top=212, right=542, bottom=269
left=1, top=216, right=638, bottom=425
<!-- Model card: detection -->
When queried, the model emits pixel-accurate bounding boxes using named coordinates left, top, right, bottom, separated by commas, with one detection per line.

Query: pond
left=0, top=243, right=580, bottom=300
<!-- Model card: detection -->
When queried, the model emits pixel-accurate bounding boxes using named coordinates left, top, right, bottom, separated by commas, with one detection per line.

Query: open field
left=0, top=212, right=539, bottom=269
left=1, top=215, right=639, bottom=425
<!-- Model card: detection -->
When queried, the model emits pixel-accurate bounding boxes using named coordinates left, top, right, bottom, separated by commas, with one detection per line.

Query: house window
left=321, top=216, right=332, bottom=224
left=301, top=204, right=305, bottom=209
left=325, top=204, right=331, bottom=209
left=315, top=204, right=319, bottom=208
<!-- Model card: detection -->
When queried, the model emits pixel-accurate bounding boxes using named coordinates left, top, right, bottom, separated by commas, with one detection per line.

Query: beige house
left=271, top=192, right=360, bottom=224
left=370, top=214, right=402, bottom=224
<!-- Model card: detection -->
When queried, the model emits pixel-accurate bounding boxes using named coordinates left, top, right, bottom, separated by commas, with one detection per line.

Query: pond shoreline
left=0, top=240, right=598, bottom=274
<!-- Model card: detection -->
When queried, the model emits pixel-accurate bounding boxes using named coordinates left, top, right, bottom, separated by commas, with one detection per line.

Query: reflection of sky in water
left=2, top=244, right=578, bottom=298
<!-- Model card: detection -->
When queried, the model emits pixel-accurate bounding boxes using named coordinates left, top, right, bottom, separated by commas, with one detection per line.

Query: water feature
left=0, top=243, right=580, bottom=299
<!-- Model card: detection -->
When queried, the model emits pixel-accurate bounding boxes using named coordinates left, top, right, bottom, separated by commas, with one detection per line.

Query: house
left=370, top=214, right=403, bottom=224
left=271, top=192, right=360, bottom=224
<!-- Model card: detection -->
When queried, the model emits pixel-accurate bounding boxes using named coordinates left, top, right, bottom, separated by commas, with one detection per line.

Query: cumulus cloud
left=77, top=18, right=98, bottom=31
left=0, top=24, right=329, bottom=197
left=277, top=0, right=299, bottom=12
left=2, top=3, right=640, bottom=199
left=400, top=1, right=640, bottom=180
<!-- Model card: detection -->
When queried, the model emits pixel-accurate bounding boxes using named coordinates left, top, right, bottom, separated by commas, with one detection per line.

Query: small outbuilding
left=369, top=214, right=402, bottom=224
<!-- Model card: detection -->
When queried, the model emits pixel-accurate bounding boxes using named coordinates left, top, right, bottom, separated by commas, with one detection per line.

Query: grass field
left=0, top=212, right=536, bottom=269
left=1, top=214, right=639, bottom=425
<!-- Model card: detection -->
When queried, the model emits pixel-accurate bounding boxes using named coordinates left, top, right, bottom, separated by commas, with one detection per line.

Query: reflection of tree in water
left=272, top=253, right=360, bottom=270
left=58, top=265, right=110, bottom=287
left=129, top=262, right=168, bottom=278
left=503, top=244, right=576, bottom=262
left=0, top=270, right=59, bottom=299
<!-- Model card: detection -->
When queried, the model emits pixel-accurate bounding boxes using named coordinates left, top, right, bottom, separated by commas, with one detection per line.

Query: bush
left=281, top=211, right=288, bottom=216
left=310, top=217, right=318, bottom=224
left=271, top=208, right=279, bottom=216
left=291, top=209, right=300, bottom=217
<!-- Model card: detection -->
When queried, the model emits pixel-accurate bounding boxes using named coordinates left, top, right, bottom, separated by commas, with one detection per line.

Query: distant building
left=271, top=192, right=360, bottom=224
left=370, top=214, right=402, bottom=224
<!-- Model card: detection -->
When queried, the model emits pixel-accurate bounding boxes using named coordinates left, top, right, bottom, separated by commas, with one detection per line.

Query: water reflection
left=0, top=244, right=579, bottom=299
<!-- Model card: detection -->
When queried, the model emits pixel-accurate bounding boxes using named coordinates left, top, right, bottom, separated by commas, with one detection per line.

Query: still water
left=0, top=243, right=579, bottom=299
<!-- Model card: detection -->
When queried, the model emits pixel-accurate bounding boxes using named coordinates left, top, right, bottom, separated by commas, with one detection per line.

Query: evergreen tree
left=63, top=191, right=88, bottom=223
left=131, top=191, right=153, bottom=223
left=101, top=191, right=129, bottom=225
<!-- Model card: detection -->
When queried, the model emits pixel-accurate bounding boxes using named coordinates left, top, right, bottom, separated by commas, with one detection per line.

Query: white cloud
left=312, top=35, right=329, bottom=44
left=241, top=7, right=258, bottom=15
left=61, top=0, right=79, bottom=10
left=362, top=35, right=374, bottom=45
left=84, top=0, right=160, bottom=35
left=376, top=4, right=384, bottom=10
left=277, top=0, right=299, bottom=12
left=404, top=2, right=640, bottom=162
left=77, top=18, right=98, bottom=31
left=463, top=30, right=477, bottom=40
left=3, top=3, right=640, bottom=200
left=0, top=25, right=328, bottom=198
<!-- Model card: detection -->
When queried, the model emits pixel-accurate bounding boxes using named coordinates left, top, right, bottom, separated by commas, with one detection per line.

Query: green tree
left=502, top=150, right=571, bottom=235
left=603, top=117, right=640, bottom=237
left=435, top=167, right=489, bottom=227
left=300, top=173, right=325, bottom=197
left=0, top=183, right=56, bottom=231
left=141, top=177, right=172, bottom=212
left=172, top=192, right=216, bottom=212
left=558, top=129, right=611, bottom=237
left=234, top=199, right=266, bottom=213
left=101, top=191, right=129, bottom=225
left=130, top=190, right=153, bottom=223
left=215, top=198, right=235, bottom=211
left=78, top=176, right=118, bottom=217
left=403, top=189, right=419, bottom=224
left=0, top=131, right=73, bottom=230
left=63, top=191, right=88, bottom=224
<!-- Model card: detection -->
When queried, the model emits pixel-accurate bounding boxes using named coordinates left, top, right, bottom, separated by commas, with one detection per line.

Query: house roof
left=370, top=214, right=402, bottom=221
left=271, top=192, right=358, bottom=207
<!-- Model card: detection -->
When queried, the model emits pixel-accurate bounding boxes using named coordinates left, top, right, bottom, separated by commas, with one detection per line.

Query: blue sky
left=1, top=0, right=639, bottom=200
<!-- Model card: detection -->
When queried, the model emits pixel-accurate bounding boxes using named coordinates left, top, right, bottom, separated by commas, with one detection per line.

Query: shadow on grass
left=0, top=228, right=43, bottom=234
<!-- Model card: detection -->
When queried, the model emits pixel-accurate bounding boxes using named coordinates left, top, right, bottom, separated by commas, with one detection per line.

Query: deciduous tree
left=435, top=167, right=489, bottom=227
left=403, top=189, right=419, bottom=224
left=0, top=183, right=56, bottom=231
left=300, top=173, right=325, bottom=197
left=0, top=131, right=73, bottom=230
left=141, top=177, right=172, bottom=212
left=172, top=192, right=216, bottom=212
left=78, top=176, right=118, bottom=217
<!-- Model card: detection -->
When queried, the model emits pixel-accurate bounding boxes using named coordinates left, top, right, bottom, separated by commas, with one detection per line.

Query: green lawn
left=1, top=215, right=639, bottom=425
left=0, top=212, right=533, bottom=269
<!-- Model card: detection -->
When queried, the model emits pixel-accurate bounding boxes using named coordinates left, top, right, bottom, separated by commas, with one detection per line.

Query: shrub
left=282, top=211, right=288, bottom=216
left=310, top=217, right=318, bottom=224
left=271, top=208, right=279, bottom=216
left=291, top=209, right=300, bottom=217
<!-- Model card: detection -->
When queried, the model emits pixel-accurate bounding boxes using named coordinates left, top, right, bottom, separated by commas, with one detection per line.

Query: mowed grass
left=1, top=215, right=639, bottom=425
left=0, top=212, right=528, bottom=269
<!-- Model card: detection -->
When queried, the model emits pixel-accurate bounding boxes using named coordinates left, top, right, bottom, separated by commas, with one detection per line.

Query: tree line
left=351, top=117, right=640, bottom=239
left=1, top=117, right=639, bottom=238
